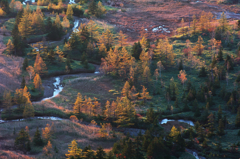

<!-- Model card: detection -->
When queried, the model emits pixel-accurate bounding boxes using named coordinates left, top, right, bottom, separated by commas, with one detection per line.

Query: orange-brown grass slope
left=0, top=35, right=23, bottom=97
left=0, top=150, right=34, bottom=159
left=0, top=119, right=121, bottom=158
left=103, top=0, right=233, bottom=41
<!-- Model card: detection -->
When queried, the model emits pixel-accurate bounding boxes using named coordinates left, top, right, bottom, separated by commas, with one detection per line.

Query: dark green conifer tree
left=175, top=134, right=185, bottom=152
left=146, top=108, right=155, bottom=123
left=178, top=59, right=183, bottom=70
left=218, top=119, right=225, bottom=136
left=15, top=128, right=31, bottom=151
left=193, top=99, right=201, bottom=117
left=131, top=42, right=142, bottom=60
left=135, top=136, right=144, bottom=159
left=174, top=98, right=179, bottom=108
left=235, top=107, right=240, bottom=127
left=107, top=151, right=114, bottom=159
left=183, top=100, right=190, bottom=111
left=22, top=58, right=28, bottom=70
left=96, top=146, right=106, bottom=159
left=211, top=55, right=217, bottom=68
left=122, top=139, right=135, bottom=159
left=88, top=0, right=97, bottom=15
left=207, top=113, right=215, bottom=137
left=198, top=66, right=207, bottom=77
left=218, top=47, right=223, bottom=61
left=47, top=49, right=55, bottom=63
left=203, top=138, right=208, bottom=148
left=21, top=77, right=25, bottom=89
left=218, top=105, right=222, bottom=122
left=33, top=127, right=43, bottom=146
left=142, top=130, right=152, bottom=151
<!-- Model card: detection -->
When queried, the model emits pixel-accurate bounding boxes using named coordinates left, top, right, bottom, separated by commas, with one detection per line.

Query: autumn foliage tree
left=66, top=4, right=73, bottom=20
left=23, top=99, right=34, bottom=119
left=178, top=70, right=187, bottom=89
left=62, top=16, right=70, bottom=28
left=154, top=38, right=175, bottom=67
left=43, top=141, right=53, bottom=156
left=118, top=30, right=128, bottom=48
left=26, top=66, right=35, bottom=80
left=193, top=36, right=204, bottom=56
left=33, top=73, right=42, bottom=90
left=6, top=39, right=14, bottom=54
left=34, top=53, right=47, bottom=75
left=18, top=9, right=32, bottom=38
left=139, top=85, right=151, bottom=103
left=66, top=140, right=82, bottom=159
left=42, top=123, right=54, bottom=142
left=0, top=7, right=6, bottom=16
left=14, top=86, right=31, bottom=110
left=73, top=92, right=83, bottom=115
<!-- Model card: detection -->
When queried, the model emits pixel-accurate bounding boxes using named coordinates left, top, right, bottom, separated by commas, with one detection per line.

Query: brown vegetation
left=0, top=36, right=23, bottom=97
left=103, top=0, right=237, bottom=41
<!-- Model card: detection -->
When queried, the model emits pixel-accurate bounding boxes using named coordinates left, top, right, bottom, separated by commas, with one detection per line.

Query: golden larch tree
left=0, top=8, right=6, bottom=16
left=117, top=30, right=128, bottom=47
left=26, top=66, right=35, bottom=80
left=18, top=9, right=32, bottom=38
left=55, top=46, right=64, bottom=61
left=98, top=42, right=107, bottom=57
left=178, top=70, right=187, bottom=89
left=73, top=93, right=83, bottom=115
left=193, top=36, right=204, bottom=56
left=103, top=28, right=114, bottom=48
left=54, top=14, right=61, bottom=28
left=6, top=39, right=14, bottom=54
left=140, top=36, right=147, bottom=51
left=121, top=81, right=131, bottom=98
left=66, top=140, right=82, bottom=159
left=62, top=16, right=70, bottom=28
left=43, top=140, right=53, bottom=156
left=87, top=20, right=99, bottom=43
left=154, top=38, right=174, bottom=67
left=111, top=101, right=117, bottom=118
left=33, top=73, right=42, bottom=90
left=139, top=85, right=151, bottom=103
left=34, top=53, right=47, bottom=75
left=169, top=126, right=180, bottom=141
left=66, top=4, right=73, bottom=20
left=42, top=123, right=54, bottom=141
left=191, top=15, right=197, bottom=34
left=142, top=66, right=151, bottom=85
left=104, top=100, right=111, bottom=119
left=23, top=100, right=34, bottom=119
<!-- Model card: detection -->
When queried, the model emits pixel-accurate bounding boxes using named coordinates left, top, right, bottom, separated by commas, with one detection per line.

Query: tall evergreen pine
left=21, top=77, right=26, bottom=89
left=23, top=58, right=28, bottom=70
left=33, top=127, right=43, bottom=146
left=235, top=107, right=240, bottom=127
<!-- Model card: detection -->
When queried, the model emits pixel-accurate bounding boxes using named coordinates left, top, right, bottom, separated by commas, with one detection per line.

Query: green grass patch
left=3, top=18, right=15, bottom=31
left=3, top=36, right=12, bottom=44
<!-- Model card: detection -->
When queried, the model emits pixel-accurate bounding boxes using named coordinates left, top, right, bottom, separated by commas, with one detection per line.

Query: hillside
left=0, top=0, right=240, bottom=159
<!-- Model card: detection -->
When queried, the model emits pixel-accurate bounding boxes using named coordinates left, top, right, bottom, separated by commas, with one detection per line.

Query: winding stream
left=41, top=77, right=63, bottom=101
left=160, top=118, right=195, bottom=126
